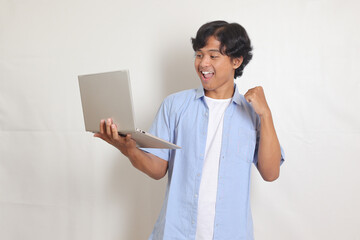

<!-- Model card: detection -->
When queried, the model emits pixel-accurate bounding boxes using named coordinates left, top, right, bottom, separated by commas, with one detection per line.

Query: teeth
left=201, top=71, right=213, bottom=74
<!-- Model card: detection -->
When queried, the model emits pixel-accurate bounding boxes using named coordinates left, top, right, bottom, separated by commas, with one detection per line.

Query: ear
left=232, top=56, right=243, bottom=69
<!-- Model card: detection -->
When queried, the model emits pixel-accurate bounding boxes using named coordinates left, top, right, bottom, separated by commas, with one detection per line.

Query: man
left=95, top=20, right=284, bottom=240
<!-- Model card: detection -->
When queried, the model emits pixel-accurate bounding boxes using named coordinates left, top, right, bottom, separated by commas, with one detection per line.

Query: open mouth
left=201, top=71, right=214, bottom=81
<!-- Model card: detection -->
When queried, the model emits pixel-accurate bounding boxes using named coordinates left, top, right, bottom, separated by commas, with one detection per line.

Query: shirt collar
left=195, top=85, right=205, bottom=99
left=195, top=83, right=243, bottom=106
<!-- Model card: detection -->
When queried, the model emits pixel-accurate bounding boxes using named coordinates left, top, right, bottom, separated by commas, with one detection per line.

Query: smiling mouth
left=201, top=71, right=214, bottom=80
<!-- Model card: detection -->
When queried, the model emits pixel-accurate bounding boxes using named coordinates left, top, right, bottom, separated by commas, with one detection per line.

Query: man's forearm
left=257, top=112, right=281, bottom=181
left=127, top=148, right=168, bottom=180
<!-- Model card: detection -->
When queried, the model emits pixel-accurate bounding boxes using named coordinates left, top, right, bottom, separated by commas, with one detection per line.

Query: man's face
left=194, top=36, right=241, bottom=99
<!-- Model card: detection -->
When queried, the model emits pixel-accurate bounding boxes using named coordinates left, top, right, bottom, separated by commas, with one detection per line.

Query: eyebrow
left=196, top=49, right=221, bottom=53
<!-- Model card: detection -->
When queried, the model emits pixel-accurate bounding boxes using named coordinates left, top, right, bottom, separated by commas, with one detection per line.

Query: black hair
left=191, top=20, right=253, bottom=78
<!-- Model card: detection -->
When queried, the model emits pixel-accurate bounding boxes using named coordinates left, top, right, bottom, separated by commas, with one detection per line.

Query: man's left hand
left=244, top=86, right=271, bottom=118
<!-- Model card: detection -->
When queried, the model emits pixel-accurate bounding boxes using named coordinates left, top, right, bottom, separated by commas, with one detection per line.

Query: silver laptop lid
left=78, top=70, right=136, bottom=133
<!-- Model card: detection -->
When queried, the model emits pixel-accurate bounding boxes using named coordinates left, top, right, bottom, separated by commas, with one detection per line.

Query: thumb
left=244, top=94, right=252, bottom=103
left=125, top=134, right=132, bottom=142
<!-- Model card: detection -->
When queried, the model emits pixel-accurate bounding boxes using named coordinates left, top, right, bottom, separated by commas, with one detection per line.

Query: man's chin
left=200, top=81, right=211, bottom=90
left=201, top=84, right=215, bottom=93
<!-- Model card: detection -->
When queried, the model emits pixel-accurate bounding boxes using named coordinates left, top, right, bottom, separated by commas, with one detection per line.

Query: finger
left=93, top=132, right=107, bottom=142
left=125, top=134, right=133, bottom=145
left=106, top=118, right=112, bottom=136
left=244, top=92, right=252, bottom=103
left=246, top=87, right=256, bottom=93
left=111, top=124, right=119, bottom=140
left=99, top=119, right=105, bottom=134
left=94, top=133, right=104, bottom=140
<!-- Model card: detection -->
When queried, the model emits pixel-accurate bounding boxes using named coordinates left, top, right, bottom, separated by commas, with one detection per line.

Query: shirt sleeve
left=253, top=138, right=285, bottom=167
left=140, top=99, right=172, bottom=161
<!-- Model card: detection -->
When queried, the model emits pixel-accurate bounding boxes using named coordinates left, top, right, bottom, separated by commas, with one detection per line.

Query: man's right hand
left=94, top=118, right=137, bottom=157
left=93, top=118, right=168, bottom=180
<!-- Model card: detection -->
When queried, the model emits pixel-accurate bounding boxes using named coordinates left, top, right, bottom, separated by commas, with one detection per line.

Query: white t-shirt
left=195, top=96, right=231, bottom=240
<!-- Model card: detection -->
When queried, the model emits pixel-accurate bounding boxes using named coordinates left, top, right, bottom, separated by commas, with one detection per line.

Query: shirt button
left=205, top=112, right=208, bottom=116
left=197, top=173, right=200, bottom=177
left=192, top=220, right=195, bottom=224
left=195, top=194, right=198, bottom=198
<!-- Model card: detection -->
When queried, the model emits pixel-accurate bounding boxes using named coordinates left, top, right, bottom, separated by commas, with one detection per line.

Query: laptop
left=78, top=70, right=181, bottom=149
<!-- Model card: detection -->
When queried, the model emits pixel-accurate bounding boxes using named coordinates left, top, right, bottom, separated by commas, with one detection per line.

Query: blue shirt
left=142, top=84, right=285, bottom=240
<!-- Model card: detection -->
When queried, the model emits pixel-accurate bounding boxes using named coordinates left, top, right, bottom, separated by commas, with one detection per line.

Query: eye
left=195, top=51, right=204, bottom=58
left=210, top=55, right=219, bottom=59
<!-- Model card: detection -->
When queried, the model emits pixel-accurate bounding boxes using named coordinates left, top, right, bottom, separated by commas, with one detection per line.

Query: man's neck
left=204, top=85, right=234, bottom=99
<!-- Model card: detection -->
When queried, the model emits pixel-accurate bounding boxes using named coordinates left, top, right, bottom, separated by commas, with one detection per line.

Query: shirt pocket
left=236, top=128, right=257, bottom=164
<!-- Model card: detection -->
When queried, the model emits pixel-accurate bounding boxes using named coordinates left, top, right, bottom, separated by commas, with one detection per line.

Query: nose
left=199, top=55, right=211, bottom=68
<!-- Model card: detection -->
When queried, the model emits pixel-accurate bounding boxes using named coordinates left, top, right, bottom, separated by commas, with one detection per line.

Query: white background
left=1, top=0, right=360, bottom=239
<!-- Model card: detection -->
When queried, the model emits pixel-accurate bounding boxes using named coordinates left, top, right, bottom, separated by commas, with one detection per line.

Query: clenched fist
left=244, top=86, right=271, bottom=118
